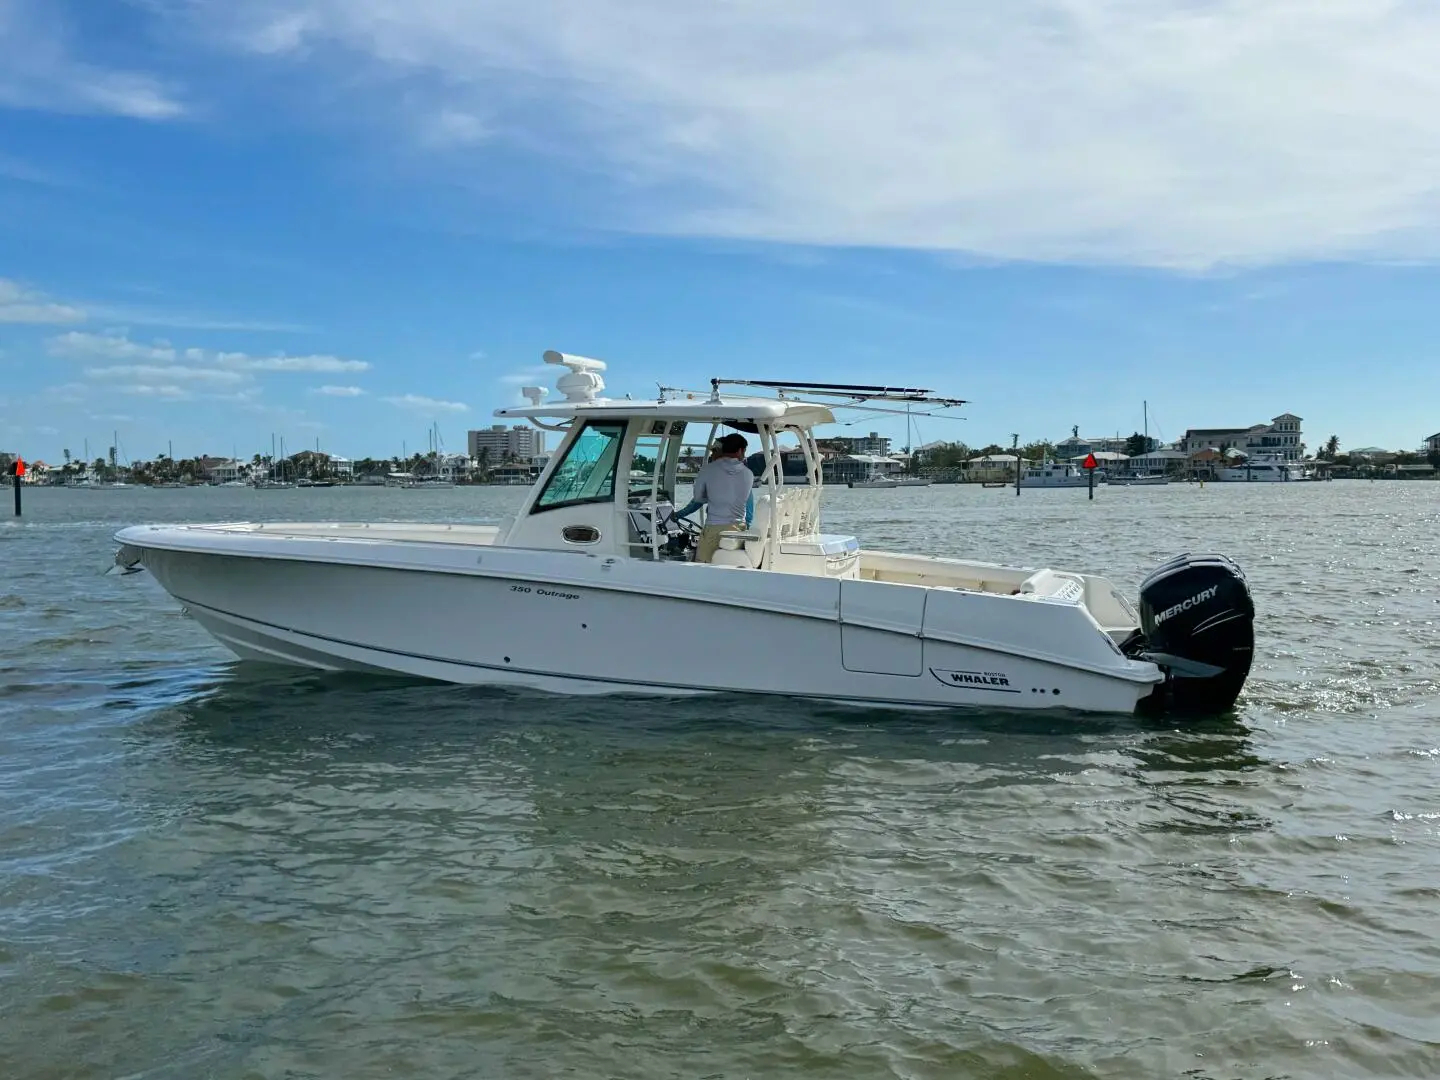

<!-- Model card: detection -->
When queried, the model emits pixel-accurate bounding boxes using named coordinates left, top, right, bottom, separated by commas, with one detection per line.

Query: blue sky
left=4, top=0, right=1440, bottom=465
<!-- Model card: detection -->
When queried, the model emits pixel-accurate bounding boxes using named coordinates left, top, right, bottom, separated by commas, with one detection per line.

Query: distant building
left=821, top=454, right=903, bottom=484
left=204, top=457, right=247, bottom=483
left=285, top=450, right=353, bottom=479
left=1126, top=449, right=1189, bottom=475
left=1055, top=435, right=1131, bottom=458
left=1179, top=413, right=1304, bottom=462
left=468, top=424, right=543, bottom=462
left=966, top=453, right=1019, bottom=481
left=1350, top=447, right=1395, bottom=464
left=825, top=431, right=892, bottom=457
left=1425, top=433, right=1440, bottom=455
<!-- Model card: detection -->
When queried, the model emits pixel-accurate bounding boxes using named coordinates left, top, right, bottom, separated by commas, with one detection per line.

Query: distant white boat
left=1019, top=462, right=1093, bottom=489
left=1111, top=473, right=1169, bottom=486
left=895, top=406, right=932, bottom=487
left=1218, top=456, right=1303, bottom=482
left=847, top=457, right=901, bottom=488
left=1112, top=401, right=1170, bottom=486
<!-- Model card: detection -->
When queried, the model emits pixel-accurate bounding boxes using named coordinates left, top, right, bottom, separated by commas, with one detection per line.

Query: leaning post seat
left=709, top=491, right=774, bottom=568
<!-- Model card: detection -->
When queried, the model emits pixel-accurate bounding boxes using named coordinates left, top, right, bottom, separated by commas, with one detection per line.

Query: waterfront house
left=1180, top=414, right=1304, bottom=462
left=825, top=454, right=903, bottom=484
left=1349, top=447, right=1396, bottom=465
left=966, top=453, right=1019, bottom=482
left=204, top=457, right=247, bottom=484
left=1055, top=435, right=1131, bottom=458
left=1066, top=450, right=1128, bottom=475
left=1125, top=448, right=1189, bottom=476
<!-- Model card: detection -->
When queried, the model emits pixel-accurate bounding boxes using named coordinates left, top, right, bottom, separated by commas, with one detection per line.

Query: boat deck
left=134, top=521, right=1139, bottom=638
left=175, top=521, right=505, bottom=546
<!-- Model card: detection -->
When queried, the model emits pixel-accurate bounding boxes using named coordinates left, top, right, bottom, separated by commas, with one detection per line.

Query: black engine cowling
left=1128, top=553, right=1255, bottom=716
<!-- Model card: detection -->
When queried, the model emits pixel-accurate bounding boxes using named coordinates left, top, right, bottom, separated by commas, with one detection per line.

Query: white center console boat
left=114, top=351, right=1255, bottom=717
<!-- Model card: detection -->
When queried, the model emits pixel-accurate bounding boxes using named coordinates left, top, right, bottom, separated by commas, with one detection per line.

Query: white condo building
left=468, top=424, right=544, bottom=462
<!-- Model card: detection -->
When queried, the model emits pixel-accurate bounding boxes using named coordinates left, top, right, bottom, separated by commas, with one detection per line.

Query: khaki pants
left=696, top=522, right=744, bottom=563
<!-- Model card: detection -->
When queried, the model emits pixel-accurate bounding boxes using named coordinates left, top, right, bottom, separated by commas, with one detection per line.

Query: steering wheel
left=659, top=508, right=701, bottom=536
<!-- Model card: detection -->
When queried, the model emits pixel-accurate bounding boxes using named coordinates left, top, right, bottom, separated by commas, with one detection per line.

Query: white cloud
left=80, top=305, right=314, bottom=333
left=0, top=156, right=79, bottom=189
left=312, top=384, right=365, bottom=396
left=383, top=393, right=469, bottom=413
left=0, top=2, right=184, bottom=120
left=44, top=382, right=90, bottom=404
left=49, top=331, right=174, bottom=362
left=84, top=364, right=247, bottom=385
left=185, top=0, right=1440, bottom=268
left=235, top=354, right=369, bottom=372
left=48, top=331, right=370, bottom=374
left=497, top=365, right=550, bottom=386
left=0, top=280, right=307, bottom=333
left=121, top=384, right=191, bottom=399
left=0, top=278, right=85, bottom=324
left=420, top=108, right=490, bottom=147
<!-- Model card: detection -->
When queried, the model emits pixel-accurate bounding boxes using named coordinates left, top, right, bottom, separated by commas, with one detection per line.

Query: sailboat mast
left=905, top=404, right=912, bottom=474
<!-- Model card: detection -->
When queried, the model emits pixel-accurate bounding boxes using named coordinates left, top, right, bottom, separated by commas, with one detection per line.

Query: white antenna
left=543, top=350, right=607, bottom=402
left=521, top=386, right=548, bottom=407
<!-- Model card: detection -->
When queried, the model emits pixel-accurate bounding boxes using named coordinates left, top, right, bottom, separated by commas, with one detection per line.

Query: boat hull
left=1217, top=469, right=1297, bottom=482
left=115, top=525, right=1164, bottom=716
left=1110, top=475, right=1169, bottom=486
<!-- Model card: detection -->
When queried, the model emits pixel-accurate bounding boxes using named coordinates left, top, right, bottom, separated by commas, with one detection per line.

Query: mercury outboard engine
left=1127, top=553, right=1255, bottom=716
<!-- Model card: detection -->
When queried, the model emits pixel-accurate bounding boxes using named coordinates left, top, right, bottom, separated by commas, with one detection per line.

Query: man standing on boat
left=676, top=432, right=753, bottom=563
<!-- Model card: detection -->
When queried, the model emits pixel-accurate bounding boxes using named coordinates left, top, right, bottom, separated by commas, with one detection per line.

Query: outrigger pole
left=706, top=378, right=968, bottom=408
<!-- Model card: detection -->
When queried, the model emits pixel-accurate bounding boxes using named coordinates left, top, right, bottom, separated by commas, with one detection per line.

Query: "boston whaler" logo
left=930, top=668, right=1020, bottom=693
left=1153, top=584, right=1220, bottom=626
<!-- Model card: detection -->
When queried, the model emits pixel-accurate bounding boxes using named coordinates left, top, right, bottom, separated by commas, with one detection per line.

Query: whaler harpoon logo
left=1153, top=585, right=1219, bottom=626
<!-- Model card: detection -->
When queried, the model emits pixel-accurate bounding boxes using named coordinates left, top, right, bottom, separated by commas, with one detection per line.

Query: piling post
left=10, top=456, right=23, bottom=517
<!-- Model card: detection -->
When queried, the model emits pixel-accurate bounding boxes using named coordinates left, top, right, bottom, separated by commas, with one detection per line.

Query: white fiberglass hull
left=114, top=522, right=1165, bottom=716
left=1111, top=475, right=1169, bottom=486
left=1217, top=467, right=1296, bottom=482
